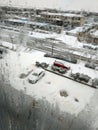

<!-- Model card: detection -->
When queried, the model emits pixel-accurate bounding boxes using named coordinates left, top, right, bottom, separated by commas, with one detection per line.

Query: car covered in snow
left=85, top=62, right=96, bottom=69
left=28, top=69, right=45, bottom=84
left=51, top=60, right=70, bottom=74
left=71, top=72, right=91, bottom=83
left=36, top=61, right=49, bottom=68
left=92, top=78, right=98, bottom=88
left=78, top=74, right=91, bottom=83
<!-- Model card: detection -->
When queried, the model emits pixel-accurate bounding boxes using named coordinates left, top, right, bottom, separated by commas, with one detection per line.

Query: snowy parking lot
left=0, top=45, right=97, bottom=116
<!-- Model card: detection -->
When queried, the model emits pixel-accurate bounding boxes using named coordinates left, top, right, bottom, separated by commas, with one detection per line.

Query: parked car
left=28, top=69, right=45, bottom=84
left=51, top=60, right=70, bottom=74
left=53, top=60, right=70, bottom=70
left=51, top=64, right=67, bottom=74
left=0, top=48, right=7, bottom=54
left=71, top=72, right=80, bottom=80
left=71, top=72, right=91, bottom=83
left=64, top=56, right=77, bottom=64
left=92, top=78, right=98, bottom=88
left=36, top=61, right=49, bottom=68
left=85, top=62, right=96, bottom=69
left=0, top=48, right=7, bottom=59
left=78, top=74, right=91, bottom=83
left=44, top=53, right=77, bottom=64
left=0, top=48, right=4, bottom=54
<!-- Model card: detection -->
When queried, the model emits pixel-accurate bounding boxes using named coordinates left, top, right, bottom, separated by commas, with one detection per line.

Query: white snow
left=8, top=19, right=48, bottom=26
left=66, top=26, right=87, bottom=36
left=28, top=31, right=57, bottom=39
left=0, top=40, right=16, bottom=50
left=0, top=26, right=88, bottom=49
left=29, top=30, right=83, bottom=48
left=1, top=44, right=97, bottom=116
left=55, top=32, right=83, bottom=48
left=26, top=29, right=84, bottom=49
left=41, top=12, right=83, bottom=17
left=91, top=30, right=98, bottom=38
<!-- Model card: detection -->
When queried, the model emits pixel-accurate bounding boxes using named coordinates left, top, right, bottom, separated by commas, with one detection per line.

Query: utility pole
left=52, top=43, right=54, bottom=55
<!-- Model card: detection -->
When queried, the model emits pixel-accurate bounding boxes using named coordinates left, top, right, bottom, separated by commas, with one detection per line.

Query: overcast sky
left=0, top=0, right=98, bottom=12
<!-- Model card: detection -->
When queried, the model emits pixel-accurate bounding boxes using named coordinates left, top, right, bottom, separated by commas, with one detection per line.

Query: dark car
left=92, top=78, right=98, bottom=88
left=0, top=48, right=7, bottom=54
left=64, top=56, right=77, bottom=64
left=0, top=48, right=3, bottom=54
left=71, top=72, right=91, bottom=83
left=85, top=62, right=96, bottom=69
left=0, top=48, right=7, bottom=59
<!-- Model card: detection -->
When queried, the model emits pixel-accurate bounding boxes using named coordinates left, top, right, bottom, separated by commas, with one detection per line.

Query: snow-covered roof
left=0, top=40, right=16, bottom=50
left=7, top=19, right=48, bottom=26
left=28, top=31, right=58, bottom=39
left=90, top=30, right=98, bottom=38
left=41, top=12, right=83, bottom=18
left=66, top=27, right=84, bottom=35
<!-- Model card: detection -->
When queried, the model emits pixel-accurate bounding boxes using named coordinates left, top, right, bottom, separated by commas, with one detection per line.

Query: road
left=0, top=26, right=98, bottom=63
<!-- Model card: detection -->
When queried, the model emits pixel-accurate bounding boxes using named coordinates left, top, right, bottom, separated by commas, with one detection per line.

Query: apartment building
left=4, top=18, right=62, bottom=33
left=38, top=12, right=85, bottom=28
left=77, top=24, right=98, bottom=44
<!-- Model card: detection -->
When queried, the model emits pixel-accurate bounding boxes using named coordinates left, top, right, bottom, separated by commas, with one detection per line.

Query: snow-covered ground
left=28, top=29, right=84, bottom=49
left=1, top=27, right=98, bottom=61
left=0, top=40, right=16, bottom=50
left=1, top=27, right=82, bottom=48
left=1, top=44, right=97, bottom=116
left=1, top=27, right=98, bottom=51
left=28, top=31, right=58, bottom=39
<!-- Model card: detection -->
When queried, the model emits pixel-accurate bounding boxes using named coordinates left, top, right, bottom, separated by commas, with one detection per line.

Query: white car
left=28, top=69, right=45, bottom=84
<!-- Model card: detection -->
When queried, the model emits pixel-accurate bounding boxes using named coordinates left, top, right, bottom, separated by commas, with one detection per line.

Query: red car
left=53, top=60, right=70, bottom=70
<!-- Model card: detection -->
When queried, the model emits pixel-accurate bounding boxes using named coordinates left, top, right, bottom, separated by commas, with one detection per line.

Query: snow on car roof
left=32, top=68, right=44, bottom=74
left=28, top=68, right=45, bottom=80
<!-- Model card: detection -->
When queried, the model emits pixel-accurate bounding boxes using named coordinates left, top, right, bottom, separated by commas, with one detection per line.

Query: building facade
left=38, top=12, right=85, bottom=28
left=77, top=24, right=98, bottom=44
